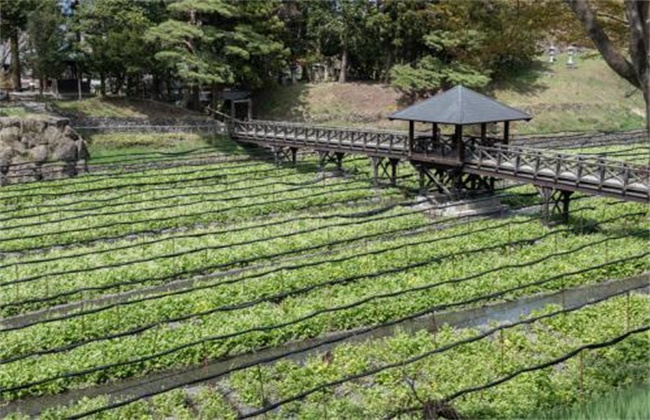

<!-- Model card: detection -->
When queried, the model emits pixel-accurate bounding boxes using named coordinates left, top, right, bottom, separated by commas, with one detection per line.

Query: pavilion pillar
left=408, top=121, right=415, bottom=155
left=432, top=122, right=439, bottom=150
left=455, top=124, right=464, bottom=162
left=503, top=121, right=510, bottom=145
left=481, top=123, right=487, bottom=142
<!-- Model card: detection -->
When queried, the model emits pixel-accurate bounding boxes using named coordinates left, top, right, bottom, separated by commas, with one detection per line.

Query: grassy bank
left=52, top=97, right=206, bottom=120
left=254, top=54, right=646, bottom=136
left=533, top=383, right=650, bottom=419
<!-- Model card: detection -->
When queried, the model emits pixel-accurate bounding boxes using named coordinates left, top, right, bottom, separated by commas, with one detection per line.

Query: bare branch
left=595, top=12, right=628, bottom=26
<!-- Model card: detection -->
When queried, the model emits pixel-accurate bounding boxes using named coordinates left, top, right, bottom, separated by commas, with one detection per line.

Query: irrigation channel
left=0, top=129, right=648, bottom=419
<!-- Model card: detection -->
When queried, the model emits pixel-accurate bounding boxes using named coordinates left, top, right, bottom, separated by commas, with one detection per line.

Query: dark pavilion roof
left=389, top=85, right=531, bottom=125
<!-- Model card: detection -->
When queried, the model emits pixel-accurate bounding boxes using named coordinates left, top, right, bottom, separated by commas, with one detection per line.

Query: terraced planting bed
left=0, top=140, right=648, bottom=419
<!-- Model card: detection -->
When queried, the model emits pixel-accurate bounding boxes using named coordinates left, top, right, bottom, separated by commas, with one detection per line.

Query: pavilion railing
left=226, top=118, right=648, bottom=200
left=467, top=144, right=649, bottom=198
left=231, top=119, right=409, bottom=156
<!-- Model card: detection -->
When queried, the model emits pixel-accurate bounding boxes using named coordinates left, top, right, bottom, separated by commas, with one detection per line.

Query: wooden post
left=408, top=121, right=415, bottom=155
left=372, top=157, right=380, bottom=187
left=503, top=121, right=510, bottom=145
left=481, top=123, right=487, bottom=142
left=455, top=124, right=464, bottom=162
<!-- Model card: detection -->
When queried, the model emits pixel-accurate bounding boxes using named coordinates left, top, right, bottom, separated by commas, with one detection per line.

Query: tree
left=25, top=0, right=67, bottom=96
left=0, top=0, right=37, bottom=90
left=390, top=30, right=491, bottom=99
left=304, top=0, right=374, bottom=83
left=146, top=0, right=238, bottom=109
left=566, top=0, right=650, bottom=134
left=75, top=0, right=160, bottom=96
left=227, top=0, right=288, bottom=89
left=147, top=0, right=288, bottom=108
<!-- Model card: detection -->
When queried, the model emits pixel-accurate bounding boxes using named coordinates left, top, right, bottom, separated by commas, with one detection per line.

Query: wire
left=0, top=201, right=412, bottom=270
left=0, top=231, right=631, bottom=365
left=0, top=203, right=502, bottom=318
left=242, top=287, right=650, bottom=419
left=0, top=192, right=399, bottom=255
left=0, top=183, right=372, bottom=248
left=385, top=325, right=650, bottom=419
left=0, top=204, right=420, bottom=289
left=2, top=249, right=644, bottom=396
left=43, top=256, right=648, bottom=419
left=1, top=172, right=328, bottom=224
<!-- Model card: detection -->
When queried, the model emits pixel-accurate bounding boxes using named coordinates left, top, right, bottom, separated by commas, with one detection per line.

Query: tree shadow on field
left=485, top=60, right=551, bottom=97
left=252, top=83, right=310, bottom=122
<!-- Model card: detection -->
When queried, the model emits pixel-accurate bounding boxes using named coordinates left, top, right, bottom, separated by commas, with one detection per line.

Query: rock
left=52, top=140, right=78, bottom=162
left=11, top=140, right=26, bottom=155
left=64, top=125, right=79, bottom=140
left=21, top=133, right=39, bottom=149
left=61, top=161, right=77, bottom=177
left=0, top=127, right=21, bottom=145
left=77, top=140, right=90, bottom=161
left=42, top=125, right=66, bottom=146
left=0, top=147, right=12, bottom=175
left=21, top=119, right=47, bottom=133
left=0, top=116, right=90, bottom=185
left=29, top=145, right=49, bottom=163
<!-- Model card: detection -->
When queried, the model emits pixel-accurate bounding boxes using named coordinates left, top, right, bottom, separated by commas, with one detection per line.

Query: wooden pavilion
left=389, top=85, right=531, bottom=195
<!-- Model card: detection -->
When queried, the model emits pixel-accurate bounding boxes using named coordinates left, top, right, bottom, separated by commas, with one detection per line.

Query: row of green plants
left=0, top=180, right=385, bottom=253
left=0, top=207, right=427, bottom=315
left=1, top=174, right=372, bottom=232
left=0, top=147, right=375, bottom=209
left=0, top=155, right=331, bottom=214
left=559, top=144, right=650, bottom=165
left=0, top=156, right=265, bottom=203
left=225, top=293, right=650, bottom=418
left=0, top=199, right=646, bottom=401
left=0, top=162, right=297, bottom=217
left=8, top=293, right=648, bottom=419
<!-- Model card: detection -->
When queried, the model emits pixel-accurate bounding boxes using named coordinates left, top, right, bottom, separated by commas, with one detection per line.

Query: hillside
left=254, top=54, right=646, bottom=136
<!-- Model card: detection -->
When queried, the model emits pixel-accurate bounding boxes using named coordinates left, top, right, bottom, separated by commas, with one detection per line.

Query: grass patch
left=0, top=107, right=28, bottom=117
left=532, top=383, right=650, bottom=419
left=53, top=97, right=206, bottom=119
left=83, top=131, right=249, bottom=162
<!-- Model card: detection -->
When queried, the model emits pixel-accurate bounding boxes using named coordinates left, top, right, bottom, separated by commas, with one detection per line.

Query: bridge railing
left=467, top=144, right=649, bottom=198
left=231, top=119, right=409, bottom=156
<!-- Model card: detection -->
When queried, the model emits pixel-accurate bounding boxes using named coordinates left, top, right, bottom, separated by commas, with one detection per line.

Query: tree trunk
left=100, top=73, right=106, bottom=96
left=338, top=43, right=348, bottom=83
left=567, top=0, right=649, bottom=136
left=382, top=51, right=393, bottom=84
left=9, top=33, right=21, bottom=91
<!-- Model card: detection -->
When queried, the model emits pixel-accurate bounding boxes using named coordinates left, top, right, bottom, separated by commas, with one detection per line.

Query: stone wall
left=0, top=117, right=89, bottom=185
left=68, top=116, right=225, bottom=135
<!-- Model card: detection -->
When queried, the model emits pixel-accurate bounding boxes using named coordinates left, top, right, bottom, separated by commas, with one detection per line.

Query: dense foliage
left=5, top=0, right=631, bottom=102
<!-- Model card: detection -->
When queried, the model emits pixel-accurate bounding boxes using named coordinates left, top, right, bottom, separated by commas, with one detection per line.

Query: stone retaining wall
left=0, top=117, right=89, bottom=185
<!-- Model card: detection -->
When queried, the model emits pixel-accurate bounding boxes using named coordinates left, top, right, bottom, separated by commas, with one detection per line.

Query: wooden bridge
left=221, top=86, right=649, bottom=221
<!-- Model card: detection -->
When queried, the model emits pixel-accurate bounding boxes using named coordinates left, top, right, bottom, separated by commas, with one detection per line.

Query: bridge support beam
left=537, top=187, right=573, bottom=223
left=317, top=150, right=345, bottom=171
left=371, top=157, right=399, bottom=187
left=271, top=146, right=298, bottom=166
left=413, top=164, right=494, bottom=197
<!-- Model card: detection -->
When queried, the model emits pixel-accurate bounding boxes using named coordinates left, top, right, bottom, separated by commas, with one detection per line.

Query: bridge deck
left=230, top=119, right=649, bottom=204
